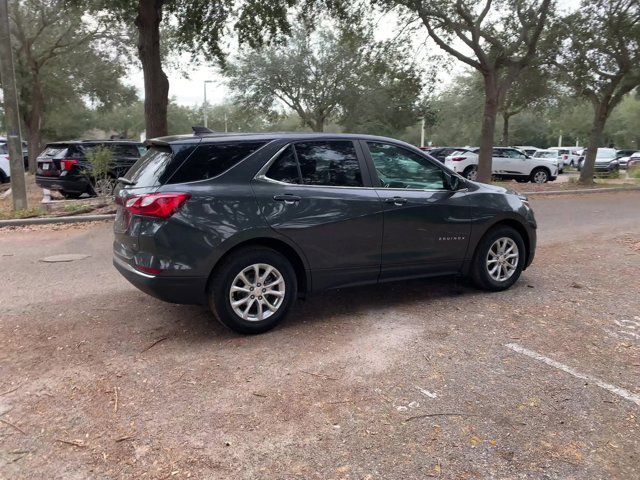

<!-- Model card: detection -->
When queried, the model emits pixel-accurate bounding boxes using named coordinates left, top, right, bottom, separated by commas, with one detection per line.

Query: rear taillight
left=125, top=192, right=190, bottom=219
left=60, top=159, right=78, bottom=171
left=451, top=156, right=466, bottom=162
left=134, top=265, right=163, bottom=275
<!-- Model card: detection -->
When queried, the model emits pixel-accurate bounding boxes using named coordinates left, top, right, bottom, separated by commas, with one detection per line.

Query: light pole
left=203, top=80, right=213, bottom=128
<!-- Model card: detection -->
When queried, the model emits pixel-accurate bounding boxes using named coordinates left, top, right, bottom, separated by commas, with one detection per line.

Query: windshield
left=596, top=149, right=616, bottom=160
left=534, top=151, right=557, bottom=158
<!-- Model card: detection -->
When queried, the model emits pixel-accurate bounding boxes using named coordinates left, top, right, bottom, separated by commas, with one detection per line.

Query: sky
left=124, top=0, right=582, bottom=108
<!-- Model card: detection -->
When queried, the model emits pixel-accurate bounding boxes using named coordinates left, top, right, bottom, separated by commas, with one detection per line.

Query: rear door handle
left=384, top=197, right=407, bottom=206
left=273, top=194, right=301, bottom=204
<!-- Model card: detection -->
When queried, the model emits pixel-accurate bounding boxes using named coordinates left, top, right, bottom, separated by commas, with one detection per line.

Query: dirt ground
left=0, top=191, right=639, bottom=479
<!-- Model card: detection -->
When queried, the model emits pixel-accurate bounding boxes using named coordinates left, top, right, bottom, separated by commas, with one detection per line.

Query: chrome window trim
left=255, top=141, right=468, bottom=193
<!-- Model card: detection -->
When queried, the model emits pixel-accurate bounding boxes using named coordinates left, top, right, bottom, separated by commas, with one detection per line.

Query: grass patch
left=0, top=206, right=45, bottom=220
left=63, top=203, right=95, bottom=215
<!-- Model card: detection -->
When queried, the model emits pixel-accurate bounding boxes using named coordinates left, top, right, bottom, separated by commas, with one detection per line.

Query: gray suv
left=113, top=131, right=537, bottom=334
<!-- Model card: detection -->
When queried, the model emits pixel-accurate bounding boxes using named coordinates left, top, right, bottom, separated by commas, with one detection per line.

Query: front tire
left=530, top=167, right=550, bottom=183
left=470, top=226, right=526, bottom=291
left=208, top=247, right=297, bottom=334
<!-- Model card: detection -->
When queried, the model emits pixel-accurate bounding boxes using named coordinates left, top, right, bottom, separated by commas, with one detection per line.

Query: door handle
left=384, top=197, right=407, bottom=206
left=273, top=194, right=301, bottom=204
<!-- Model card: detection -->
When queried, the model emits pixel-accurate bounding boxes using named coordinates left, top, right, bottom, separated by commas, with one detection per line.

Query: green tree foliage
left=376, top=0, right=554, bottom=182
left=85, top=145, right=115, bottom=196
left=7, top=0, right=135, bottom=171
left=226, top=19, right=427, bottom=133
left=82, top=0, right=298, bottom=139
left=551, top=0, right=640, bottom=184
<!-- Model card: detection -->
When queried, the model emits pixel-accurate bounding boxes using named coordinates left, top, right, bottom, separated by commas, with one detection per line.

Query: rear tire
left=0, top=170, right=8, bottom=184
left=208, top=247, right=297, bottom=334
left=463, top=165, right=478, bottom=181
left=470, top=226, right=526, bottom=291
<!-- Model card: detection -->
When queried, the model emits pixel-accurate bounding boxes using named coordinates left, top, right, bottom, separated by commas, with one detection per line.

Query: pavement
left=0, top=191, right=639, bottom=479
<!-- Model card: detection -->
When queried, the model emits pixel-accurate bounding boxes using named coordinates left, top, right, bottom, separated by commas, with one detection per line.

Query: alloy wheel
left=486, top=237, right=519, bottom=282
left=533, top=170, right=548, bottom=183
left=229, top=263, right=286, bottom=321
left=465, top=167, right=478, bottom=181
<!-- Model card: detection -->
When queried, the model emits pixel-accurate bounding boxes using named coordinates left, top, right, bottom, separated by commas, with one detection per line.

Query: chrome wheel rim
left=229, top=263, right=285, bottom=322
left=533, top=171, right=547, bottom=183
left=466, top=168, right=478, bottom=181
left=94, top=178, right=115, bottom=196
left=486, top=237, right=519, bottom=282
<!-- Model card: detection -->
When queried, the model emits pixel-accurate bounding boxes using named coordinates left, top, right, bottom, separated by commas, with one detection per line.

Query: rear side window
left=124, top=145, right=196, bottom=188
left=168, top=142, right=265, bottom=184
left=294, top=141, right=362, bottom=187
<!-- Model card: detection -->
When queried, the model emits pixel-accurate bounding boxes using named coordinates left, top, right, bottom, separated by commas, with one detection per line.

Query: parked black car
left=36, top=140, right=145, bottom=198
left=113, top=131, right=537, bottom=334
left=428, top=146, right=472, bottom=163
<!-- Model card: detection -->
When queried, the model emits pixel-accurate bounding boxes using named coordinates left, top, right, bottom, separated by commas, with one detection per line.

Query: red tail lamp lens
left=125, top=193, right=190, bottom=218
left=61, top=159, right=78, bottom=171
left=134, top=265, right=163, bottom=275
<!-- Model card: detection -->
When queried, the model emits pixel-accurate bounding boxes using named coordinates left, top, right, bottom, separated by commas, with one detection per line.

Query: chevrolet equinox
left=113, top=131, right=537, bottom=334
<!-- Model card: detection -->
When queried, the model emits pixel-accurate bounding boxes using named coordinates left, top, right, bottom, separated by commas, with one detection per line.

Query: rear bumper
left=36, top=175, right=90, bottom=193
left=113, top=255, right=208, bottom=305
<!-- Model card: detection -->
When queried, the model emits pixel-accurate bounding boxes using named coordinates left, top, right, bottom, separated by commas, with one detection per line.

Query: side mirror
left=447, top=174, right=462, bottom=191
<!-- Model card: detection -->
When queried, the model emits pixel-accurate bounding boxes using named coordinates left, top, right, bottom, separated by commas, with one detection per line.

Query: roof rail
left=192, top=126, right=216, bottom=136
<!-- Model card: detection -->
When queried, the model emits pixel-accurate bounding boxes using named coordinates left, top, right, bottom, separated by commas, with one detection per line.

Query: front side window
left=504, top=149, right=526, bottom=159
left=294, top=141, right=363, bottom=187
left=266, top=146, right=300, bottom=184
left=368, top=142, right=445, bottom=190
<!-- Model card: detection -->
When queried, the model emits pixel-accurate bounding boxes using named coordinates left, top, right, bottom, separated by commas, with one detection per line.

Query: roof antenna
left=192, top=126, right=216, bottom=136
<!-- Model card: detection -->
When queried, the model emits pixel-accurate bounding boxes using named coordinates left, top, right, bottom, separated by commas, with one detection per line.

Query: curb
left=521, top=186, right=640, bottom=196
left=0, top=214, right=115, bottom=228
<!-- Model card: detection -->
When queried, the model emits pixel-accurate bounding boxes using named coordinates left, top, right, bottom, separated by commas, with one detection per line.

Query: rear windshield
left=40, top=146, right=75, bottom=159
left=123, top=145, right=193, bottom=188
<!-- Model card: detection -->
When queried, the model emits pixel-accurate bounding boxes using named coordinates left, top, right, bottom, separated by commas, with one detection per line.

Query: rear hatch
left=36, top=144, right=85, bottom=178
left=113, top=142, right=199, bottom=267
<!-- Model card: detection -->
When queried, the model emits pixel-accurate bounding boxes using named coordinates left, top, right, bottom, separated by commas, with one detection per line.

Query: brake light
left=134, top=265, right=163, bottom=275
left=60, top=159, right=78, bottom=171
left=125, top=192, right=190, bottom=218
left=451, top=156, right=466, bottom=162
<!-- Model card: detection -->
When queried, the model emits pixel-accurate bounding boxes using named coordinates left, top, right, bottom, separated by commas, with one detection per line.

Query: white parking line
left=504, top=343, right=640, bottom=406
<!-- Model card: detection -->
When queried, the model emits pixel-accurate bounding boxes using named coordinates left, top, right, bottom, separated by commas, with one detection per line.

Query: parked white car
left=444, top=147, right=559, bottom=183
left=0, top=143, right=11, bottom=183
left=533, top=149, right=566, bottom=173
left=548, top=147, right=581, bottom=168
left=515, top=146, right=540, bottom=157
left=627, top=151, right=640, bottom=170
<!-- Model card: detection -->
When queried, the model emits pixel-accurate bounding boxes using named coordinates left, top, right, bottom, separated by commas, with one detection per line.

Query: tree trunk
left=478, top=73, right=499, bottom=183
left=135, top=0, right=168, bottom=139
left=25, top=75, right=45, bottom=174
left=501, top=113, right=510, bottom=147
left=579, top=102, right=608, bottom=185
left=312, top=117, right=325, bottom=132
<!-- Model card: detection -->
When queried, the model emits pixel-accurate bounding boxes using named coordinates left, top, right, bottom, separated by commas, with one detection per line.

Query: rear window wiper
left=117, top=177, right=136, bottom=186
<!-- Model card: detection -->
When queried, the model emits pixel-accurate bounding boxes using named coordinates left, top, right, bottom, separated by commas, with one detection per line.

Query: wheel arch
left=478, top=218, right=532, bottom=268
left=530, top=165, right=551, bottom=179
left=205, top=236, right=310, bottom=296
